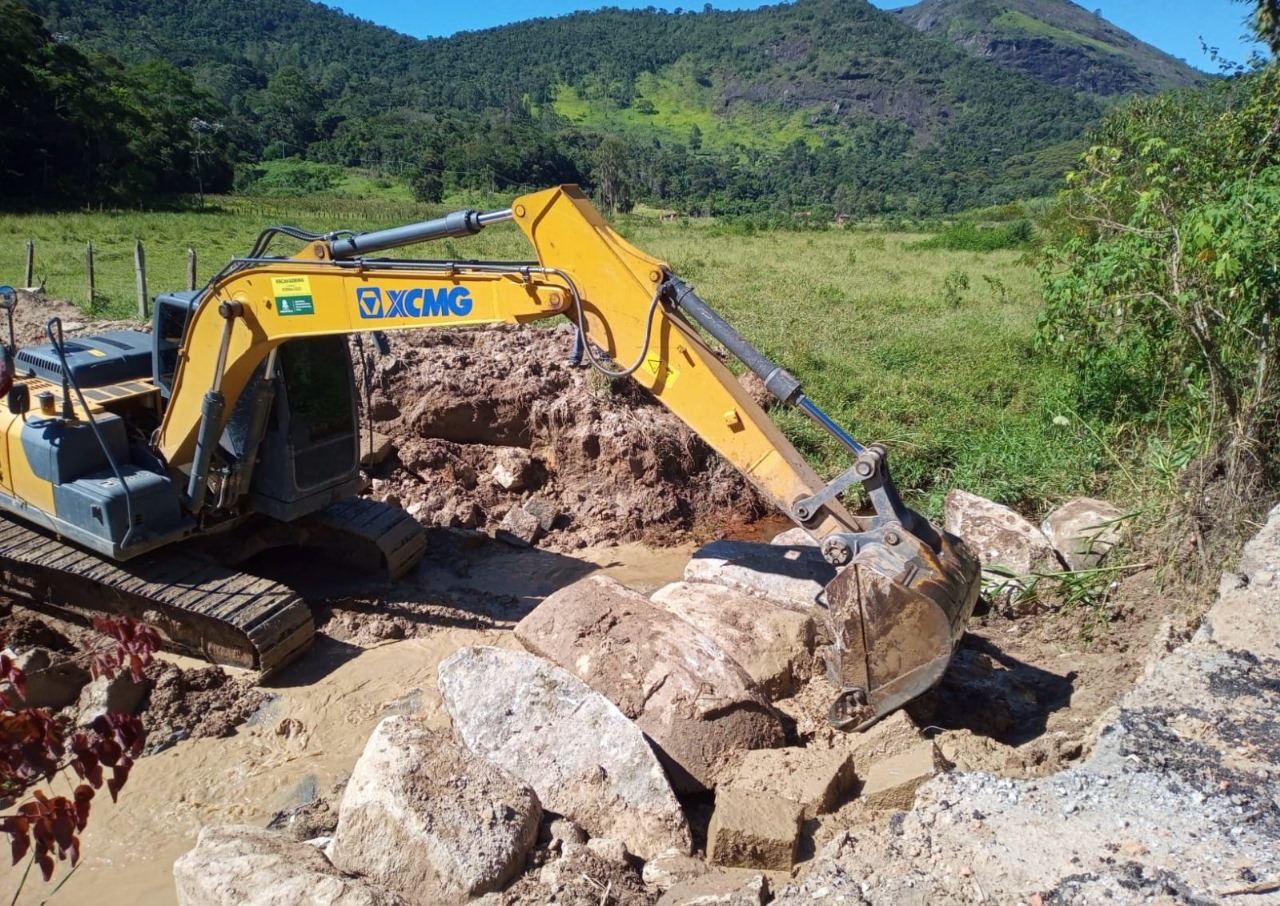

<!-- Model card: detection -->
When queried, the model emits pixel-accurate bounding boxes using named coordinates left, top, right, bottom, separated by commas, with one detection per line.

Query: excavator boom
left=149, top=185, right=979, bottom=728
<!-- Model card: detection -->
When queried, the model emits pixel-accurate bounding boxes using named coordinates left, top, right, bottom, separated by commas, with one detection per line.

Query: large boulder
left=515, top=576, right=786, bottom=792
left=1040, top=497, right=1126, bottom=570
left=944, top=489, right=1063, bottom=612
left=437, top=646, right=691, bottom=859
left=684, top=540, right=835, bottom=630
left=330, top=716, right=540, bottom=903
left=174, top=825, right=406, bottom=906
left=649, top=582, right=815, bottom=698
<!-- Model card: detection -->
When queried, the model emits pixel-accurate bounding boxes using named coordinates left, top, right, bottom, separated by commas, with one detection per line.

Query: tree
left=1248, top=0, right=1280, bottom=52
left=590, top=136, right=636, bottom=214
left=1039, top=67, right=1280, bottom=489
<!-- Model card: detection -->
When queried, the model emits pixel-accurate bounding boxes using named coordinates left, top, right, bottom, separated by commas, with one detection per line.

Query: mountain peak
left=894, top=0, right=1207, bottom=95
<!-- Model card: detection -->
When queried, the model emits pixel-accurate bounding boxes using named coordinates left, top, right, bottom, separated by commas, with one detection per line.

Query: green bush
left=1039, top=66, right=1280, bottom=489
left=912, top=220, right=1036, bottom=252
left=234, top=159, right=343, bottom=196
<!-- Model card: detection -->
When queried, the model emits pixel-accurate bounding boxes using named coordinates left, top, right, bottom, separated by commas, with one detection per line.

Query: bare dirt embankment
left=357, top=324, right=769, bottom=550
left=0, top=319, right=1206, bottom=904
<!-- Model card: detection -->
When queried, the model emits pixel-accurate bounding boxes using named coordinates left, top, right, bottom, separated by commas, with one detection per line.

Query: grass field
left=0, top=196, right=1097, bottom=519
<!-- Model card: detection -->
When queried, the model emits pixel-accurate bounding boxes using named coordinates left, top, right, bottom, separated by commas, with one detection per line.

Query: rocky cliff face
left=895, top=0, right=1208, bottom=95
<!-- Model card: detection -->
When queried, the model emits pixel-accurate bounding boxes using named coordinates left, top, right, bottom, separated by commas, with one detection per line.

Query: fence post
left=187, top=247, right=197, bottom=291
left=86, top=241, right=95, bottom=306
left=24, top=241, right=34, bottom=289
left=134, top=240, right=149, bottom=318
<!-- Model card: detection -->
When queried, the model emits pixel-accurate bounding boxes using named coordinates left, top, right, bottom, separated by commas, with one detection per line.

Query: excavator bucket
left=822, top=522, right=980, bottom=731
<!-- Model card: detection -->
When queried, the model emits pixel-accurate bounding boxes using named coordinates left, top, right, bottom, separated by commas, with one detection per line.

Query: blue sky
left=329, top=0, right=1263, bottom=71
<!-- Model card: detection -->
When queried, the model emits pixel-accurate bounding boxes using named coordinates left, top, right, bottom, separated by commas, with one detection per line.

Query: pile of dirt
left=142, top=661, right=267, bottom=752
left=358, top=324, right=769, bottom=551
left=10, top=288, right=144, bottom=344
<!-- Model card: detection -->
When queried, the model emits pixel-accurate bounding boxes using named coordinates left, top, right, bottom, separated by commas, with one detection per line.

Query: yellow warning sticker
left=272, top=275, right=315, bottom=316
left=644, top=356, right=679, bottom=387
left=87, top=349, right=107, bottom=357
left=272, top=276, right=312, bottom=295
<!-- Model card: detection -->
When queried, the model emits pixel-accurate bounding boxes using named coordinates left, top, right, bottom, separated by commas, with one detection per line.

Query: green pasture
left=0, top=197, right=1096, bottom=519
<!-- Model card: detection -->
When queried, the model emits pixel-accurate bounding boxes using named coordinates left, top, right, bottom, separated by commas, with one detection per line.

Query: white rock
left=174, top=825, right=406, bottom=906
left=491, top=447, right=534, bottom=491
left=683, top=539, right=834, bottom=629
left=944, top=489, right=1063, bottom=613
left=1040, top=497, right=1126, bottom=571
left=76, top=670, right=149, bottom=727
left=330, top=716, right=540, bottom=903
left=438, top=646, right=691, bottom=860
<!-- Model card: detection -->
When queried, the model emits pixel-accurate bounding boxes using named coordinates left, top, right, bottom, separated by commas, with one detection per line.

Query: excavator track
left=305, top=497, right=427, bottom=583
left=0, top=518, right=314, bottom=677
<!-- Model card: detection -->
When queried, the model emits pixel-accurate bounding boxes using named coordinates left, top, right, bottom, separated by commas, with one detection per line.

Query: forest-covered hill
left=895, top=0, right=1207, bottom=95
left=8, top=0, right=1192, bottom=214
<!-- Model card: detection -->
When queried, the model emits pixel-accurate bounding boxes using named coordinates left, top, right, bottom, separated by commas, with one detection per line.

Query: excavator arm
left=156, top=185, right=980, bottom=729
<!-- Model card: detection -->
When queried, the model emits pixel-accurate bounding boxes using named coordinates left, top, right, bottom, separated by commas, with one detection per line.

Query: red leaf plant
left=0, top=616, right=157, bottom=882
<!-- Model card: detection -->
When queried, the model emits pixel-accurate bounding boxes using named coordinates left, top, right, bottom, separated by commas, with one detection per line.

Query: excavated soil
left=358, top=324, right=769, bottom=550
left=142, top=661, right=268, bottom=752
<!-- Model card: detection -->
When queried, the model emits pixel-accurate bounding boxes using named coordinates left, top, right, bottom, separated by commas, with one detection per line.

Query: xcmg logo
left=356, top=285, right=474, bottom=319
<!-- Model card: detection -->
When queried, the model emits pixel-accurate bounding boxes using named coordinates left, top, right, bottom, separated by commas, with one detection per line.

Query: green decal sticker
left=277, top=295, right=315, bottom=316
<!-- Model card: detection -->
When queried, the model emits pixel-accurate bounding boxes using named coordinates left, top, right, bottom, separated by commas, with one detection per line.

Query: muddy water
left=0, top=541, right=693, bottom=906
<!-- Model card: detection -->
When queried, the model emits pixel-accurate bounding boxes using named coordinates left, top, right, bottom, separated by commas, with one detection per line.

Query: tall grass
left=0, top=198, right=1095, bottom=519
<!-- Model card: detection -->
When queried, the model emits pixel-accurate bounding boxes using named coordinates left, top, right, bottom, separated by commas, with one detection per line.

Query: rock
left=845, top=709, right=926, bottom=765
left=856, top=740, right=944, bottom=810
left=522, top=495, right=559, bottom=532
left=76, top=670, right=150, bottom=726
left=706, top=786, right=803, bottom=871
left=1040, top=497, right=1126, bottom=570
left=330, top=716, right=540, bottom=903
left=642, top=849, right=710, bottom=892
left=547, top=817, right=587, bottom=848
left=719, top=747, right=856, bottom=820
left=684, top=540, right=835, bottom=626
left=658, top=870, right=770, bottom=905
left=649, top=582, right=815, bottom=698
left=496, top=504, right=543, bottom=546
left=174, top=825, right=407, bottom=906
left=11, top=648, right=91, bottom=709
left=586, top=836, right=630, bottom=865
left=943, top=489, right=1063, bottom=613
left=769, top=528, right=816, bottom=547
left=491, top=447, right=534, bottom=491
left=437, top=646, right=691, bottom=860
left=515, top=576, right=786, bottom=792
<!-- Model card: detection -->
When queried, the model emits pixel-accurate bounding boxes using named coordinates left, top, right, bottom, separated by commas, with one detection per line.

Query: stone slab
left=650, top=581, right=815, bottom=698
left=707, top=787, right=803, bottom=871
left=721, top=746, right=856, bottom=819
left=437, top=645, right=691, bottom=860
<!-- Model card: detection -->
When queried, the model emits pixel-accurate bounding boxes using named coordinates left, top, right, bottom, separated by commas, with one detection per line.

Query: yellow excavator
left=0, top=186, right=978, bottom=730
